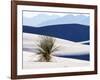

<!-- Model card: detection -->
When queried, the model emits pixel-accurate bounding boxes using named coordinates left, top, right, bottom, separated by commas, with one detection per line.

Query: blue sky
left=23, top=11, right=90, bottom=27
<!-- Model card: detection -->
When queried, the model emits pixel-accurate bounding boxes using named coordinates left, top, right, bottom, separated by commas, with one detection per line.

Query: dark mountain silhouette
left=23, top=24, right=89, bottom=42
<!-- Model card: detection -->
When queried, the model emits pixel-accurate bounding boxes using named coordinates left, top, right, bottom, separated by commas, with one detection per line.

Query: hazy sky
left=23, top=11, right=90, bottom=27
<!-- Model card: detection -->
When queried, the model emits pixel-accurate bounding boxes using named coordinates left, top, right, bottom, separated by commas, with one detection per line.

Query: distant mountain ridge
left=38, top=15, right=90, bottom=26
left=23, top=24, right=89, bottom=42
left=23, top=13, right=90, bottom=27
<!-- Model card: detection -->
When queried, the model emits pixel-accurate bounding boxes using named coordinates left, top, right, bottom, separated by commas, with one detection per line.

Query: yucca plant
left=35, top=36, right=59, bottom=62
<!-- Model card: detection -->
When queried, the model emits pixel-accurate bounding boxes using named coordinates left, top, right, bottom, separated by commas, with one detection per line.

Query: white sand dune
left=22, top=33, right=90, bottom=69
left=23, top=51, right=90, bottom=69
left=23, top=33, right=90, bottom=56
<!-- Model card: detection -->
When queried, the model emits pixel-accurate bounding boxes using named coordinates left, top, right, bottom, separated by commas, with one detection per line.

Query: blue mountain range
left=23, top=13, right=90, bottom=27
left=23, top=24, right=89, bottom=42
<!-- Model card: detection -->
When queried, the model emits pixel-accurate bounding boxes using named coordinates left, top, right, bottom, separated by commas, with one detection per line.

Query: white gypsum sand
left=22, top=33, right=90, bottom=69
left=23, top=33, right=90, bottom=55
left=23, top=51, right=89, bottom=69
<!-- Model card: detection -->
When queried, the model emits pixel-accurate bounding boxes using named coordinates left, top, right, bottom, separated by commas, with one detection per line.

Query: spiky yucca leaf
left=35, top=36, right=59, bottom=62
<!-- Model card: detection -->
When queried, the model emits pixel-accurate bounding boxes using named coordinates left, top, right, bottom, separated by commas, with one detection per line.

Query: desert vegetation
left=35, top=36, right=59, bottom=62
